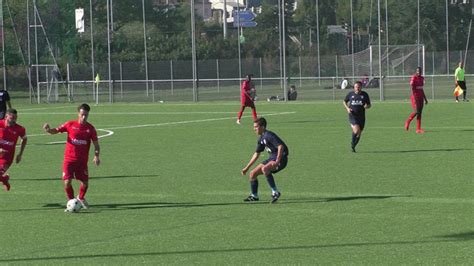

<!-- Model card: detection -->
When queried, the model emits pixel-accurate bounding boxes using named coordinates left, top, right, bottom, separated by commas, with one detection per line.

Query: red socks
left=251, top=108, right=258, bottom=121
left=416, top=114, right=422, bottom=130
left=65, top=186, right=74, bottom=200
left=78, top=184, right=88, bottom=200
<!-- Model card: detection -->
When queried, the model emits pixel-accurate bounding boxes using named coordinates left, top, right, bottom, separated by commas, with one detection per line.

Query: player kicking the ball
left=241, top=117, right=289, bottom=203
left=43, top=103, right=100, bottom=211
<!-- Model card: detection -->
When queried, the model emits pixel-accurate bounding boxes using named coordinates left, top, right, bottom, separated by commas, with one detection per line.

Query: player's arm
left=275, top=145, right=284, bottom=165
left=364, top=94, right=372, bottom=109
left=6, top=100, right=11, bottom=109
left=43, top=123, right=59, bottom=135
left=92, top=140, right=100, bottom=166
left=15, top=136, right=27, bottom=164
left=241, top=152, right=260, bottom=175
left=343, top=100, right=351, bottom=113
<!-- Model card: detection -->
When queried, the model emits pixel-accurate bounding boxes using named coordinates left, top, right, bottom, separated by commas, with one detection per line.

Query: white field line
left=46, top=129, right=114, bottom=145
left=105, top=112, right=297, bottom=130
left=25, top=111, right=296, bottom=140
left=22, top=111, right=250, bottom=115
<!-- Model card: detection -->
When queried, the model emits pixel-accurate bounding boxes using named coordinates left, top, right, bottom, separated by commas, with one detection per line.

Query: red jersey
left=0, top=120, right=26, bottom=164
left=410, top=74, right=425, bottom=99
left=57, top=121, right=98, bottom=163
left=241, top=80, right=254, bottom=105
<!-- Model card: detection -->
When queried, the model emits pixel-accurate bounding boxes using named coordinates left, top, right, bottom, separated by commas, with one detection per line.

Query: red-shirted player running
left=0, top=109, right=27, bottom=191
left=43, top=104, right=101, bottom=211
left=405, top=66, right=428, bottom=134
left=237, top=74, right=258, bottom=124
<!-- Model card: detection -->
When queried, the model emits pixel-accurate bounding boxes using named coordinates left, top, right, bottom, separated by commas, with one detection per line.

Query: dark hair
left=416, top=66, right=422, bottom=72
left=246, top=74, right=253, bottom=80
left=6, top=108, right=17, bottom=115
left=78, top=103, right=91, bottom=112
left=255, top=117, right=267, bottom=128
left=354, top=81, right=362, bottom=87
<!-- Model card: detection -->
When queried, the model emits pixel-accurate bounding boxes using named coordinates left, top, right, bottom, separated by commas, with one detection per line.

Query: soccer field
left=1, top=101, right=473, bottom=264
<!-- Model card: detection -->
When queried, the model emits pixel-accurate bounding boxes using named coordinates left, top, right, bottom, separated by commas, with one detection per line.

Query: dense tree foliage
left=1, top=0, right=472, bottom=67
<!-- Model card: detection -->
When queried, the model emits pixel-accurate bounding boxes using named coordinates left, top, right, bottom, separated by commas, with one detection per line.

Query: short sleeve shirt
left=0, top=120, right=26, bottom=164
left=57, top=121, right=98, bottom=163
left=455, top=67, right=465, bottom=81
left=344, top=91, right=371, bottom=117
left=256, top=130, right=289, bottom=158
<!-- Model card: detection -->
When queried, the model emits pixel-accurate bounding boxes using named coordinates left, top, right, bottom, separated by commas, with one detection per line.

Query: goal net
left=338, top=44, right=425, bottom=78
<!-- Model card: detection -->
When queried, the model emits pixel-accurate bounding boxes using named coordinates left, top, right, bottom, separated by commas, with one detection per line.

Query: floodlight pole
left=191, top=0, right=198, bottom=102
left=417, top=0, right=420, bottom=65
left=445, top=0, right=449, bottom=74
left=106, top=0, right=112, bottom=103
left=378, top=0, right=384, bottom=101
left=90, top=0, right=95, bottom=100
left=1, top=0, right=6, bottom=90
left=142, top=0, right=149, bottom=96
left=223, top=0, right=227, bottom=39
left=282, top=0, right=287, bottom=101
left=350, top=0, right=355, bottom=82
left=316, top=0, right=321, bottom=85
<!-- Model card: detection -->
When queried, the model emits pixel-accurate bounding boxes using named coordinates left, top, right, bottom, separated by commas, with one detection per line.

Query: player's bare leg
left=237, top=106, right=246, bottom=124
left=261, top=162, right=281, bottom=203
left=351, top=124, right=362, bottom=152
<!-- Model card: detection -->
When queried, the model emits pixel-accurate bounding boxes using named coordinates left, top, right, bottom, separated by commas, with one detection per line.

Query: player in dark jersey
left=241, top=117, right=289, bottom=203
left=343, top=81, right=371, bottom=152
left=0, top=89, right=12, bottom=119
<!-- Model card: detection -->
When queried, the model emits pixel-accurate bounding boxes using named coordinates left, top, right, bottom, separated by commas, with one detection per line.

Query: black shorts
left=458, top=81, right=467, bottom=91
left=349, top=114, right=366, bottom=130
left=262, top=156, right=288, bottom=174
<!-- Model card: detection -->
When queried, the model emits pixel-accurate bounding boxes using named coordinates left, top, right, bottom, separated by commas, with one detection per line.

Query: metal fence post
left=152, top=80, right=155, bottom=103
left=170, top=60, right=174, bottom=96
left=216, top=59, right=220, bottom=93
left=120, top=61, right=123, bottom=99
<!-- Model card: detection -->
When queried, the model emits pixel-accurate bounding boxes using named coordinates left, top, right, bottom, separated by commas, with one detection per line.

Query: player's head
left=246, top=74, right=253, bottom=81
left=459, top=62, right=464, bottom=68
left=253, top=117, right=267, bottom=135
left=416, top=66, right=422, bottom=76
left=5, top=109, right=18, bottom=126
left=77, top=103, right=91, bottom=124
left=354, top=81, right=362, bottom=93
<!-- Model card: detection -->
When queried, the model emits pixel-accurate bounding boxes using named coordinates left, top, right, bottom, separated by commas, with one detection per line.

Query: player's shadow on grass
left=366, top=148, right=471, bottom=154
left=39, top=195, right=406, bottom=211
left=16, top=174, right=159, bottom=181
left=1, top=231, right=473, bottom=263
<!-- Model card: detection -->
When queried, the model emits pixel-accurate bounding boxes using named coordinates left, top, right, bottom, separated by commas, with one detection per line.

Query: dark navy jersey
left=256, top=130, right=289, bottom=158
left=344, top=91, right=371, bottom=117
left=0, top=90, right=10, bottom=113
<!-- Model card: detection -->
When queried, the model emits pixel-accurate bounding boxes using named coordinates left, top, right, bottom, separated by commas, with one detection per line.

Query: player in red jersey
left=43, top=103, right=100, bottom=210
left=405, top=67, right=428, bottom=134
left=0, top=109, right=27, bottom=191
left=236, top=74, right=258, bottom=124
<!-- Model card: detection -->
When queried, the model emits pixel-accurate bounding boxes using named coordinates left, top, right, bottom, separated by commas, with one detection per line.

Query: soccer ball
left=66, top=199, right=82, bottom=213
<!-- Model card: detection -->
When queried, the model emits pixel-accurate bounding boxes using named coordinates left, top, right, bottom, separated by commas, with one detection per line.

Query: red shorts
left=63, top=161, right=89, bottom=181
left=241, top=98, right=255, bottom=108
left=410, top=95, right=424, bottom=111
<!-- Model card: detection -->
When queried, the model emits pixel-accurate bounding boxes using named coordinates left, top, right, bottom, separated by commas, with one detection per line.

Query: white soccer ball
left=66, top=199, right=82, bottom=213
